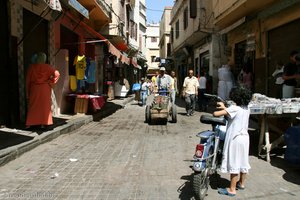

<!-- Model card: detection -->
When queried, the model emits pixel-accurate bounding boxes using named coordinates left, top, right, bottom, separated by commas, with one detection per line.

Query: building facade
left=145, top=24, right=160, bottom=76
left=170, top=0, right=215, bottom=92
left=1, top=0, right=138, bottom=128
left=213, top=0, right=300, bottom=97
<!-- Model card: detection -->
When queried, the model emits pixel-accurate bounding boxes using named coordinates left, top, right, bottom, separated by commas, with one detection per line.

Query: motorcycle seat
left=200, top=115, right=226, bottom=126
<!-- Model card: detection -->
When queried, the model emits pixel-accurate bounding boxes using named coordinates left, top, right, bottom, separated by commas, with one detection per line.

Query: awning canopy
left=44, top=0, right=62, bottom=11
left=64, top=12, right=130, bottom=64
left=108, top=36, right=129, bottom=52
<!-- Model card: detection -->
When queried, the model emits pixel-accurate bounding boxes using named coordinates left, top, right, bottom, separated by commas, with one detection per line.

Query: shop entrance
left=60, top=25, right=79, bottom=76
left=0, top=0, right=11, bottom=126
left=268, top=18, right=300, bottom=97
left=23, top=8, right=48, bottom=73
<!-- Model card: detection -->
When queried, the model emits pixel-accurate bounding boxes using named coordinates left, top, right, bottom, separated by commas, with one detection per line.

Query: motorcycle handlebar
left=204, top=93, right=228, bottom=107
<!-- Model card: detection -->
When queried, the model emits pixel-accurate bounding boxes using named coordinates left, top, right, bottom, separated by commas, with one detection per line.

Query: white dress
left=218, top=65, right=234, bottom=100
left=220, top=105, right=251, bottom=174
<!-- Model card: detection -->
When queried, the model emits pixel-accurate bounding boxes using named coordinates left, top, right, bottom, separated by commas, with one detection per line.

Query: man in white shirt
left=156, top=67, right=171, bottom=96
left=183, top=69, right=199, bottom=116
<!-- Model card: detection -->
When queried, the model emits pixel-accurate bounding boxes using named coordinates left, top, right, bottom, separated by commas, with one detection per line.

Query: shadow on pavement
left=178, top=174, right=195, bottom=200
left=270, top=155, right=300, bottom=185
left=92, top=101, right=123, bottom=121
left=0, top=131, right=32, bottom=150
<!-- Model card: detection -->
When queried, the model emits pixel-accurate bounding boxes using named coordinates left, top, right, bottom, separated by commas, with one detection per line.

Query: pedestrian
left=146, top=78, right=153, bottom=95
left=182, top=69, right=199, bottom=116
left=156, top=67, right=171, bottom=96
left=238, top=65, right=253, bottom=91
left=218, top=63, right=234, bottom=100
left=198, top=71, right=207, bottom=111
left=282, top=50, right=299, bottom=98
left=213, top=86, right=252, bottom=197
left=170, top=70, right=178, bottom=104
left=151, top=70, right=159, bottom=93
left=140, top=77, right=148, bottom=106
left=25, top=52, right=60, bottom=129
left=272, top=61, right=284, bottom=98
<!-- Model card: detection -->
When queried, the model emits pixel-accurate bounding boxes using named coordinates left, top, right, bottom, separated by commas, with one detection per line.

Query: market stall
left=67, top=94, right=106, bottom=114
left=249, top=93, right=300, bottom=162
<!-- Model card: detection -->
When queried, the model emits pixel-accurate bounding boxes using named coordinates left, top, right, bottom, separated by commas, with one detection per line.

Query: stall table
left=68, top=94, right=106, bottom=114
left=251, top=110, right=299, bottom=162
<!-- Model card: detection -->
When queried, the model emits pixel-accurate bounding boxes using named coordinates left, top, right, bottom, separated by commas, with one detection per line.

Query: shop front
left=0, top=0, right=19, bottom=127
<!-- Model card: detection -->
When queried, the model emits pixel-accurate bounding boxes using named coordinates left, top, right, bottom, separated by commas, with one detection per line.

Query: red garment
left=26, top=64, right=60, bottom=126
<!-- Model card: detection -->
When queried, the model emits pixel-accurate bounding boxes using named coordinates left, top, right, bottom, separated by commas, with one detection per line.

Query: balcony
left=77, top=0, right=111, bottom=28
left=213, top=0, right=277, bottom=29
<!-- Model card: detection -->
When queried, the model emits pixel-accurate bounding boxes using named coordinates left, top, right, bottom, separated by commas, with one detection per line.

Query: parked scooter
left=192, top=94, right=229, bottom=200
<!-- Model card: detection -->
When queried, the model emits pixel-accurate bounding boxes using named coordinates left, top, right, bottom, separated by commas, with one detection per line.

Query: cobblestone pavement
left=0, top=100, right=299, bottom=200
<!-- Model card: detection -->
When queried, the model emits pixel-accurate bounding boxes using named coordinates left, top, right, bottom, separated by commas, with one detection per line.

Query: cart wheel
left=145, top=105, right=151, bottom=123
left=171, top=105, right=177, bottom=123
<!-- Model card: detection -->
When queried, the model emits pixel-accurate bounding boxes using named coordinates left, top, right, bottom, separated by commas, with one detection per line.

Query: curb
left=0, top=96, right=134, bottom=167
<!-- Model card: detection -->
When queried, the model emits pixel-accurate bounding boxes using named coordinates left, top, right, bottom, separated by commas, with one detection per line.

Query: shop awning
left=44, top=0, right=62, bottom=11
left=109, top=36, right=129, bottom=52
left=65, top=12, right=130, bottom=64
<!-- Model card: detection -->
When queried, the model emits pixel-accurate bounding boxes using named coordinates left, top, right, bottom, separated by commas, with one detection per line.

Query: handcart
left=145, top=90, right=177, bottom=124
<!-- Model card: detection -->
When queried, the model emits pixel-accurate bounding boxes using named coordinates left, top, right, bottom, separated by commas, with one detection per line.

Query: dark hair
left=290, top=50, right=299, bottom=57
left=229, top=86, right=252, bottom=106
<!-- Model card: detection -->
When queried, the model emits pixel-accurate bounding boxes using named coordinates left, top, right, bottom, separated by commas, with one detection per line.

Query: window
left=151, top=37, right=157, bottom=43
left=130, top=20, right=137, bottom=40
left=151, top=56, right=156, bottom=62
left=190, top=0, right=197, bottom=18
left=175, top=20, right=179, bottom=39
left=170, top=27, right=174, bottom=42
left=167, top=43, right=171, bottom=57
left=184, top=7, right=188, bottom=30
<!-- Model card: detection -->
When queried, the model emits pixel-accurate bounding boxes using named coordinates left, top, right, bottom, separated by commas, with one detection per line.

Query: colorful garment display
left=73, top=55, right=86, bottom=80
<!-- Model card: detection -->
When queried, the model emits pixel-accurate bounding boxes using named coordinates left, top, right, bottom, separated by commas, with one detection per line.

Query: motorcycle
left=192, top=94, right=229, bottom=200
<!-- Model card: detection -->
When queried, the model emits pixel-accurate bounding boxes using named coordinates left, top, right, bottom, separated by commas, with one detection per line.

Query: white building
left=145, top=23, right=160, bottom=74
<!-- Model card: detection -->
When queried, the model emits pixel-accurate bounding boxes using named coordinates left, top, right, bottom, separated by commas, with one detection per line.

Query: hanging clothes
left=73, top=55, right=86, bottom=80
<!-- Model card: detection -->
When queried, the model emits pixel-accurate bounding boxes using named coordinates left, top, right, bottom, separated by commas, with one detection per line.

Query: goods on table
left=249, top=93, right=300, bottom=114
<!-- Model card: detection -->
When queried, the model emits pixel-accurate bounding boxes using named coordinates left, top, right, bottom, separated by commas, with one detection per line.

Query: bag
left=132, top=83, right=141, bottom=91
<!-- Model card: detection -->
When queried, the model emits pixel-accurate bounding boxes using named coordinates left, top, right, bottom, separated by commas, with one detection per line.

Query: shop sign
left=68, top=0, right=89, bottom=19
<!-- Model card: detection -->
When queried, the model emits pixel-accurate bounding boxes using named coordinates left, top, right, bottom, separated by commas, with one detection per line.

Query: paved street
left=0, top=100, right=300, bottom=200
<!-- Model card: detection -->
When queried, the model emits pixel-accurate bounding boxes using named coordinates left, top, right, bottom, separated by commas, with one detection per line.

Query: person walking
left=182, top=69, right=199, bottom=116
left=26, top=52, right=60, bottom=129
left=213, top=86, right=252, bottom=197
left=198, top=71, right=207, bottom=111
left=140, top=77, right=148, bottom=106
left=170, top=71, right=178, bottom=104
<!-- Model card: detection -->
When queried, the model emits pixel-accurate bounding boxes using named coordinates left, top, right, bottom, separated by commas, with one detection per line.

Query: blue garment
left=132, top=83, right=141, bottom=91
left=87, top=60, right=96, bottom=83
left=140, top=90, right=147, bottom=106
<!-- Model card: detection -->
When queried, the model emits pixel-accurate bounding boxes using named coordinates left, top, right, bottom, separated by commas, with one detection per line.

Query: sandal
left=218, top=188, right=236, bottom=197
left=236, top=182, right=245, bottom=190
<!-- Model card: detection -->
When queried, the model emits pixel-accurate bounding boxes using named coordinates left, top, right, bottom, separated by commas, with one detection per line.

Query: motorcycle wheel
left=193, top=168, right=210, bottom=200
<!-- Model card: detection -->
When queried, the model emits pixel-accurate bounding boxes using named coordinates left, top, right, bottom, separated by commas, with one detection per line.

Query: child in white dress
left=213, top=86, right=252, bottom=197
